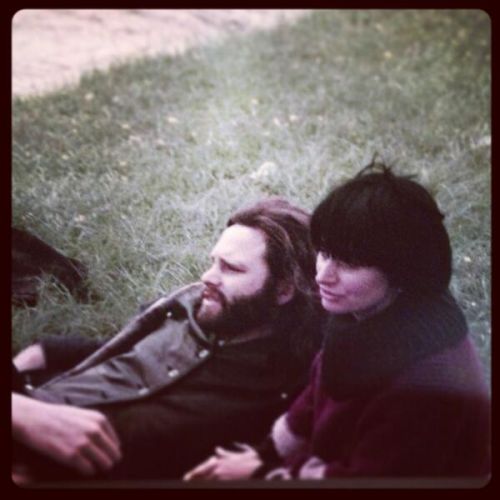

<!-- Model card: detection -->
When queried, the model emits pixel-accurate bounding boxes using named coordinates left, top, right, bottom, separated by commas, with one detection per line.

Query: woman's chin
left=321, top=297, right=347, bottom=314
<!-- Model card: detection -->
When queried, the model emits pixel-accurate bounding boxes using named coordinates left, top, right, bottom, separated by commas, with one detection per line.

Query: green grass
left=12, top=10, right=491, bottom=385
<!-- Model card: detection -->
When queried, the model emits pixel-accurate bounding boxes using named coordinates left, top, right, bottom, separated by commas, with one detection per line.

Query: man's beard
left=195, top=277, right=280, bottom=338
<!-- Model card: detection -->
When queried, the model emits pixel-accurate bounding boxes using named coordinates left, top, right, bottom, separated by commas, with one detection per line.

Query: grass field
left=12, top=10, right=491, bottom=384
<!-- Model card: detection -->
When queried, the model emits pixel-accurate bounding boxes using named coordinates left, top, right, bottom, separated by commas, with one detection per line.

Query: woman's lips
left=319, top=287, right=343, bottom=300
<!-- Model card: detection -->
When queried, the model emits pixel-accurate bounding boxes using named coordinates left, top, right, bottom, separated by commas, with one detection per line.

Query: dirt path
left=12, top=9, right=309, bottom=97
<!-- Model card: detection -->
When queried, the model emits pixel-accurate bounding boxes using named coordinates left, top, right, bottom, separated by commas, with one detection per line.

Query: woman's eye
left=338, top=261, right=356, bottom=270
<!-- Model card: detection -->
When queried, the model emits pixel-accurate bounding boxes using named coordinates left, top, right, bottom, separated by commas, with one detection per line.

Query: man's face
left=196, top=224, right=279, bottom=335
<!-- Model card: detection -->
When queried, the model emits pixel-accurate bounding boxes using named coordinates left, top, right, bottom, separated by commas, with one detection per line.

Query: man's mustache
left=202, top=285, right=227, bottom=306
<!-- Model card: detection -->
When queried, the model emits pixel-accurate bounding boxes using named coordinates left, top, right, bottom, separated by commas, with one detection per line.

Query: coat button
left=138, top=387, right=149, bottom=396
left=197, top=349, right=210, bottom=359
left=280, top=392, right=288, bottom=400
left=24, top=383, right=34, bottom=391
left=166, top=310, right=173, bottom=319
left=168, top=368, right=179, bottom=378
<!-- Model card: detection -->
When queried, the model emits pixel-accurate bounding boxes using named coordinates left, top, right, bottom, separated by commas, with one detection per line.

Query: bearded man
left=12, top=198, right=322, bottom=483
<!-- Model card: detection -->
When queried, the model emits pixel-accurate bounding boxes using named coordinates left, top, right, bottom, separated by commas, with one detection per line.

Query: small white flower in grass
left=420, top=167, right=430, bottom=184
left=120, top=123, right=131, bottom=130
left=84, top=92, right=94, bottom=102
left=75, top=215, right=86, bottom=223
left=119, top=161, right=127, bottom=167
left=167, top=116, right=179, bottom=124
left=383, top=51, right=393, bottom=60
left=474, top=136, right=491, bottom=148
left=156, top=139, right=166, bottom=146
left=250, top=98, right=259, bottom=106
left=471, top=302, right=477, bottom=308
left=273, top=117, right=282, bottom=127
left=62, top=154, right=69, bottom=161
left=289, top=114, right=299, bottom=123
left=463, top=256, right=472, bottom=263
left=250, top=161, right=278, bottom=181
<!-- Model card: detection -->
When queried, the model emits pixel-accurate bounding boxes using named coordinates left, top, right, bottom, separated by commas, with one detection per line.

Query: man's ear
left=276, top=281, right=295, bottom=305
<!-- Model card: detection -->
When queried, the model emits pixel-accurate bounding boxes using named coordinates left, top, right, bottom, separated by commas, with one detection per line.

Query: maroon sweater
left=263, top=292, right=490, bottom=479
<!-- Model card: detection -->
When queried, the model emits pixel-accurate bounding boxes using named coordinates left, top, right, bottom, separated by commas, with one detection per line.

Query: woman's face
left=315, top=252, right=392, bottom=318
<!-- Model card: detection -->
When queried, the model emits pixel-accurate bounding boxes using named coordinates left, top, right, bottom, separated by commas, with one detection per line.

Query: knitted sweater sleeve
left=251, top=384, right=315, bottom=480
left=283, top=351, right=322, bottom=443
left=301, top=385, right=490, bottom=479
left=252, top=394, right=314, bottom=479
left=252, top=353, right=321, bottom=479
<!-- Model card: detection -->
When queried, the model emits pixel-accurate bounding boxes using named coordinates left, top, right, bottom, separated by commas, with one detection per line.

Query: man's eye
left=221, top=262, right=241, bottom=272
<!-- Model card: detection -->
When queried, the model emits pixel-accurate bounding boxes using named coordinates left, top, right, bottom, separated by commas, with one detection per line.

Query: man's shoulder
left=139, top=282, right=204, bottom=314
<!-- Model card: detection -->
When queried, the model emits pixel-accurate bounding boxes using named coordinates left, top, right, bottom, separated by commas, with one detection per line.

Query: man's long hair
left=228, top=197, right=323, bottom=370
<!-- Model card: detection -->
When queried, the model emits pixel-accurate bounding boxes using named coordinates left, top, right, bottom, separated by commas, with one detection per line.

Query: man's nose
left=201, top=264, right=220, bottom=286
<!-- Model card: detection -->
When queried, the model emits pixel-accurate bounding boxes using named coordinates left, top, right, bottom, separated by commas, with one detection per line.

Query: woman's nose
left=316, top=258, right=338, bottom=284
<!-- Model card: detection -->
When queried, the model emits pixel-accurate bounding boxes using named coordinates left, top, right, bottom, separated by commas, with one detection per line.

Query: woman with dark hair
left=185, top=163, right=490, bottom=481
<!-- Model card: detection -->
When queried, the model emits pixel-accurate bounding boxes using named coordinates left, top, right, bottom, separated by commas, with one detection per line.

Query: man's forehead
left=212, top=224, right=267, bottom=262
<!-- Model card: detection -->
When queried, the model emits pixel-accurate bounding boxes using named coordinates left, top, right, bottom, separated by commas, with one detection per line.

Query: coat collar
left=61, top=282, right=206, bottom=376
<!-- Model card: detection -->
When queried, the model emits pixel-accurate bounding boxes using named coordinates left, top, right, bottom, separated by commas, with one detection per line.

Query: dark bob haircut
left=310, top=162, right=452, bottom=293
